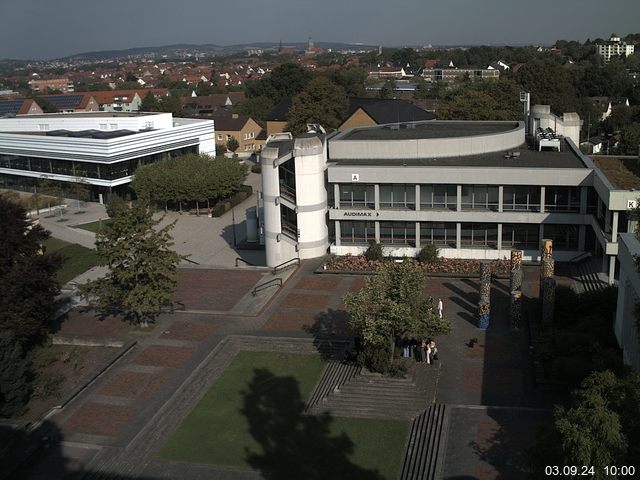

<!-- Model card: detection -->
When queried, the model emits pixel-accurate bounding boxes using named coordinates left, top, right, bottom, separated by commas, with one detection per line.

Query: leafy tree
left=378, top=78, right=397, bottom=99
left=158, top=92, right=183, bottom=116
left=515, top=59, right=578, bottom=114
left=328, top=66, right=368, bottom=97
left=0, top=331, right=30, bottom=417
left=285, top=77, right=348, bottom=134
left=82, top=200, right=184, bottom=326
left=391, top=47, right=419, bottom=68
left=343, top=261, right=451, bottom=372
left=235, top=95, right=273, bottom=124
left=530, top=370, right=640, bottom=476
left=245, top=63, right=312, bottom=104
left=227, top=136, right=240, bottom=153
left=140, top=91, right=160, bottom=112
left=619, top=123, right=640, bottom=155
left=0, top=196, right=61, bottom=343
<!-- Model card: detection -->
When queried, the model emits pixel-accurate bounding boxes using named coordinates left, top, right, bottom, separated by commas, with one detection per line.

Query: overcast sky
left=2, top=0, right=639, bottom=60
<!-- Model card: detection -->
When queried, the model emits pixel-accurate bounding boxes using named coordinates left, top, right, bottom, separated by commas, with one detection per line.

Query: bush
left=357, top=343, right=391, bottom=373
left=387, top=359, right=409, bottom=378
left=365, top=242, right=384, bottom=262
left=32, top=371, right=65, bottom=399
left=251, top=163, right=262, bottom=174
left=417, top=244, right=440, bottom=264
left=0, top=332, right=30, bottom=417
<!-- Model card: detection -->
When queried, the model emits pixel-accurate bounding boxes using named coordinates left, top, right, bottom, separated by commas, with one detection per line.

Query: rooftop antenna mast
left=519, top=92, right=530, bottom=134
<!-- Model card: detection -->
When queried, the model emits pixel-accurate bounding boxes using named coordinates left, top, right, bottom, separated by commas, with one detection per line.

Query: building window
left=340, top=221, right=375, bottom=244
left=503, top=186, right=541, bottom=211
left=379, top=184, right=415, bottom=209
left=461, top=223, right=498, bottom=248
left=339, top=184, right=375, bottom=209
left=420, top=222, right=456, bottom=247
left=38, top=124, right=49, bottom=131
left=461, top=185, right=499, bottom=211
left=502, top=224, right=539, bottom=249
left=278, top=160, right=296, bottom=202
left=543, top=224, right=579, bottom=250
left=380, top=222, right=415, bottom=246
left=280, top=206, right=298, bottom=240
left=217, top=134, right=223, bottom=141
left=420, top=184, right=456, bottom=210
left=544, top=186, right=580, bottom=212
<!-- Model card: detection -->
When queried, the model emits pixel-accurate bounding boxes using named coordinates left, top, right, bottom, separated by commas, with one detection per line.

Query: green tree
left=377, top=78, right=397, bottom=99
left=437, top=79, right=521, bottom=120
left=619, top=123, right=640, bottom=155
left=329, top=66, right=368, bottom=97
left=140, top=91, right=160, bottom=112
left=343, top=261, right=451, bottom=372
left=0, top=331, right=31, bottom=417
left=0, top=196, right=61, bottom=343
left=285, top=77, right=348, bottom=134
left=515, top=58, right=578, bottom=114
left=81, top=200, right=184, bottom=326
left=158, top=92, right=183, bottom=116
left=227, top=136, right=240, bottom=153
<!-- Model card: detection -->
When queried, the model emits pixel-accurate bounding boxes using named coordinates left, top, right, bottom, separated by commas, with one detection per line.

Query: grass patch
left=74, top=219, right=108, bottom=234
left=43, top=238, right=101, bottom=284
left=159, top=351, right=408, bottom=479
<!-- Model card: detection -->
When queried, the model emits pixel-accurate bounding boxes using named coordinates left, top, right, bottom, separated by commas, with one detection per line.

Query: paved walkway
left=14, top=260, right=561, bottom=480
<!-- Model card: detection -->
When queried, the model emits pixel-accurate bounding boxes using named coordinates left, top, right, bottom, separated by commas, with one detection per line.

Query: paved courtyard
left=14, top=260, right=560, bottom=480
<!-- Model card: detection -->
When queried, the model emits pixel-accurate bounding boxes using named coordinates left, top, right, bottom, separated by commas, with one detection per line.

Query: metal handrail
left=272, top=257, right=300, bottom=274
left=568, top=251, right=592, bottom=263
left=252, top=277, right=283, bottom=296
left=235, top=257, right=256, bottom=267
left=183, top=257, right=200, bottom=265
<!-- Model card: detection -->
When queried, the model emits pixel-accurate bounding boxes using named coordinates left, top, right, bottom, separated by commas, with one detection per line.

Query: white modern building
left=259, top=107, right=639, bottom=284
left=597, top=34, right=635, bottom=62
left=0, top=112, right=215, bottom=201
left=614, top=233, right=640, bottom=370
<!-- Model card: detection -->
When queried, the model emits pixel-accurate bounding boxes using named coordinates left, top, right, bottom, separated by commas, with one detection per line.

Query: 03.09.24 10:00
left=545, top=465, right=636, bottom=476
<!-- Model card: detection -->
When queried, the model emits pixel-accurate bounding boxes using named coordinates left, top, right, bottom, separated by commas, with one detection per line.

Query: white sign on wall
left=351, top=173, right=359, bottom=182
left=627, top=200, right=637, bottom=210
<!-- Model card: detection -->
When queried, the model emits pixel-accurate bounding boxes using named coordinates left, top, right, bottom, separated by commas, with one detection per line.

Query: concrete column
left=456, top=222, right=461, bottom=249
left=497, top=223, right=502, bottom=250
left=612, top=211, right=619, bottom=241
left=579, top=186, right=588, bottom=214
left=374, top=184, right=380, bottom=210
left=578, top=224, right=586, bottom=251
left=538, top=224, right=544, bottom=259
left=415, top=185, right=421, bottom=211
left=456, top=185, right=462, bottom=211
left=605, top=208, right=611, bottom=233
left=375, top=221, right=380, bottom=243
left=498, top=186, right=504, bottom=213
left=609, top=255, right=616, bottom=285
left=540, top=186, right=546, bottom=213
left=334, top=184, right=340, bottom=209
left=335, top=221, right=341, bottom=246
left=415, top=221, right=421, bottom=248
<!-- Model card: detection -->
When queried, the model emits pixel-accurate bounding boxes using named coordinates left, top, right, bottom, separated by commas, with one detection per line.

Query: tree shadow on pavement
left=241, top=368, right=384, bottom=480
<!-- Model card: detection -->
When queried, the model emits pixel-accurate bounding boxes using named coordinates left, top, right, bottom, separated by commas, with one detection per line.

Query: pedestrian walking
left=437, top=298, right=443, bottom=319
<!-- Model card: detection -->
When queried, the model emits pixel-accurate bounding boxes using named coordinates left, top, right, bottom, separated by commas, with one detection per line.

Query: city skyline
left=2, top=0, right=639, bottom=60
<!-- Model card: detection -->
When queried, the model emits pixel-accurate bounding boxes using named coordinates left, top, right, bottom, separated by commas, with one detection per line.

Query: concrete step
left=400, top=404, right=448, bottom=480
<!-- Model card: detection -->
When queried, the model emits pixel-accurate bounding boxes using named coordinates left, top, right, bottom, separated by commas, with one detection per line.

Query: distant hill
left=58, top=41, right=381, bottom=61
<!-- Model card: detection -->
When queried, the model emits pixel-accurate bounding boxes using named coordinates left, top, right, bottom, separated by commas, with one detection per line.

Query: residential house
left=338, top=98, right=435, bottom=131
left=0, top=98, right=44, bottom=116
left=213, top=112, right=264, bottom=157
left=28, top=77, right=74, bottom=93
left=37, top=93, right=99, bottom=113
left=597, top=34, right=635, bottom=62
left=91, top=89, right=169, bottom=112
left=181, top=93, right=246, bottom=116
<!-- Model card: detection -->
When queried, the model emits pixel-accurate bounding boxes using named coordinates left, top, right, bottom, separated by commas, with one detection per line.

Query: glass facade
left=280, top=205, right=298, bottom=240
left=420, top=222, right=456, bottom=247
left=420, top=185, right=456, bottom=210
left=461, top=185, right=499, bottom=211
left=339, top=184, right=375, bottom=209
left=0, top=146, right=198, bottom=182
left=544, top=186, right=580, bottom=212
left=461, top=223, right=498, bottom=248
left=502, top=186, right=541, bottom=211
left=502, top=224, right=539, bottom=249
left=379, top=184, right=415, bottom=209
left=379, top=221, right=415, bottom=246
left=340, top=221, right=375, bottom=244
left=544, top=224, right=579, bottom=250
left=278, top=160, right=296, bottom=202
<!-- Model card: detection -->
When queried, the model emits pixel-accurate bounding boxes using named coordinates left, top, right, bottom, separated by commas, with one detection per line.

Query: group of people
left=400, top=338, right=439, bottom=364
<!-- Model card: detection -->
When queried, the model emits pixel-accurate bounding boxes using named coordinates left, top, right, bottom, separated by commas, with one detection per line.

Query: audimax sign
left=342, top=211, right=380, bottom=217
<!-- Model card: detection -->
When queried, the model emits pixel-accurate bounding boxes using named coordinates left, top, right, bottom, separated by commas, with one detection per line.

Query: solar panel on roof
left=46, top=130, right=71, bottom=137
left=0, top=100, right=24, bottom=114
left=42, top=95, right=84, bottom=109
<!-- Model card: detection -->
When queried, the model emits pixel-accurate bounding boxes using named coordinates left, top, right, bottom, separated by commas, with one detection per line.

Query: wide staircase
left=399, top=404, right=448, bottom=480
left=307, top=363, right=435, bottom=420
left=571, top=256, right=608, bottom=293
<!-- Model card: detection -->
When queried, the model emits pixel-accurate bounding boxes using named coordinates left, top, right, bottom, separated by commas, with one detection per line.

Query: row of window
left=338, top=184, right=586, bottom=213
left=0, top=146, right=198, bottom=181
left=339, top=221, right=579, bottom=250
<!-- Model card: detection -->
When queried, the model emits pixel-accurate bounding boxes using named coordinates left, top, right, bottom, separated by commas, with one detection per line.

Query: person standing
left=437, top=298, right=443, bottom=319
left=429, top=341, right=438, bottom=363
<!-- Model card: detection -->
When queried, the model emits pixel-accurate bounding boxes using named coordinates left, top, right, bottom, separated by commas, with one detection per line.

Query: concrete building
left=614, top=233, right=640, bottom=370
left=0, top=112, right=215, bottom=201
left=421, top=66, right=500, bottom=83
left=259, top=108, right=638, bottom=284
left=28, top=77, right=74, bottom=93
left=597, top=34, right=635, bottom=62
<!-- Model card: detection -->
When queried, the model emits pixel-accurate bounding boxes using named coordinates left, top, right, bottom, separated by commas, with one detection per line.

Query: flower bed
left=325, top=254, right=510, bottom=276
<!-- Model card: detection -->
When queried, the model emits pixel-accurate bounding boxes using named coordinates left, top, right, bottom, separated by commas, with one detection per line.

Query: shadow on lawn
left=241, top=368, right=384, bottom=480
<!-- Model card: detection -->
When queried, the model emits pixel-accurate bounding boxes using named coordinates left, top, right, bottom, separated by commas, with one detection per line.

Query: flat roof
left=7, top=112, right=159, bottom=119
left=338, top=121, right=519, bottom=141
left=592, top=156, right=640, bottom=189
left=330, top=141, right=586, bottom=169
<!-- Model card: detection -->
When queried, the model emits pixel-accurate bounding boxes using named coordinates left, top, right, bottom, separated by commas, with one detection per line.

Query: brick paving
left=160, top=321, right=218, bottom=341
left=134, top=345, right=195, bottom=368
left=279, top=292, right=331, bottom=309
left=53, top=311, right=130, bottom=337
left=173, top=269, right=264, bottom=311
left=97, top=371, right=168, bottom=400
left=293, top=275, right=340, bottom=291
left=63, top=403, right=138, bottom=437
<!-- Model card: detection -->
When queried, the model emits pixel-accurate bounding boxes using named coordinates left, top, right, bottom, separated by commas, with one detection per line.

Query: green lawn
left=159, top=351, right=409, bottom=479
left=43, top=238, right=101, bottom=285
left=73, top=219, right=109, bottom=234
